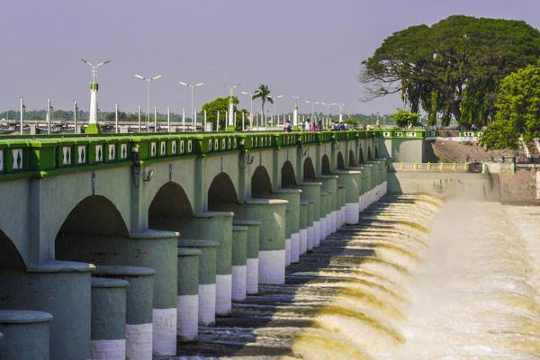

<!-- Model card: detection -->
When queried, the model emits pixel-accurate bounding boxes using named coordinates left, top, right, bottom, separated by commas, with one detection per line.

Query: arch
left=149, top=182, right=193, bottom=230
left=359, top=148, right=365, bottom=163
left=251, top=166, right=273, bottom=197
left=303, top=157, right=316, bottom=180
left=56, top=195, right=130, bottom=261
left=337, top=152, right=345, bottom=170
left=208, top=172, right=239, bottom=211
left=0, top=230, right=25, bottom=270
left=321, top=155, right=331, bottom=175
left=349, top=149, right=357, bottom=167
left=281, top=161, right=297, bottom=188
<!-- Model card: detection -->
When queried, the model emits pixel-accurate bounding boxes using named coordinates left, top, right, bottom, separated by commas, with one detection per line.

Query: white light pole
left=227, top=84, right=239, bottom=128
left=81, top=59, right=111, bottom=131
left=179, top=81, right=204, bottom=131
left=19, top=97, right=24, bottom=135
left=46, top=98, right=52, bottom=134
left=133, top=73, right=163, bottom=131
left=73, top=100, right=79, bottom=134
left=114, top=104, right=119, bottom=133
left=240, top=90, right=255, bottom=129
left=291, top=95, right=300, bottom=127
left=137, top=105, right=142, bottom=132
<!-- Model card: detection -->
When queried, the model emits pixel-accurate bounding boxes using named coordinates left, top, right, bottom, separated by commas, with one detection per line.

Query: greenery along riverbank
left=361, top=15, right=540, bottom=149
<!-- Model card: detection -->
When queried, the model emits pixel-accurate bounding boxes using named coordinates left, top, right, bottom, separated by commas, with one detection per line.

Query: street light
left=226, top=84, right=239, bottom=128
left=290, top=96, right=301, bottom=127
left=179, top=81, right=205, bottom=131
left=271, top=94, right=284, bottom=125
left=82, top=58, right=111, bottom=130
left=133, top=73, right=163, bottom=131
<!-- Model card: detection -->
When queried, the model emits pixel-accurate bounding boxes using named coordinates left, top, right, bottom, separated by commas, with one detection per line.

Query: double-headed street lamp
left=82, top=58, right=111, bottom=130
left=133, top=73, right=163, bottom=131
left=179, top=81, right=205, bottom=130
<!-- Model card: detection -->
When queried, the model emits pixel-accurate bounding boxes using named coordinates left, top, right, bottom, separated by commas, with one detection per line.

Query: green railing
left=0, top=130, right=379, bottom=180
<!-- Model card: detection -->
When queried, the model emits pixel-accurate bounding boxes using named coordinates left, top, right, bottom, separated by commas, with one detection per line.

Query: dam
left=0, top=128, right=539, bottom=359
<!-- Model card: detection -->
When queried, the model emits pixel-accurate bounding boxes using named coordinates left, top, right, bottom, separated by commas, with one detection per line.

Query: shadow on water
left=177, top=195, right=439, bottom=359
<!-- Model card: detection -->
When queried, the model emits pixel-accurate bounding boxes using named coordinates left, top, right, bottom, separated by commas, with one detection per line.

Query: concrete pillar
left=297, top=182, right=322, bottom=249
left=181, top=212, right=234, bottom=317
left=299, top=201, right=310, bottom=255
left=319, top=175, right=338, bottom=237
left=94, top=266, right=155, bottom=360
left=337, top=185, right=346, bottom=228
left=232, top=226, right=248, bottom=301
left=336, top=170, right=361, bottom=224
left=177, top=239, right=219, bottom=326
left=0, top=261, right=93, bottom=360
left=237, top=199, right=288, bottom=285
left=272, top=188, right=302, bottom=267
left=233, top=221, right=261, bottom=294
left=320, top=192, right=329, bottom=241
left=0, top=310, right=52, bottom=360
left=177, top=247, right=201, bottom=342
left=90, top=278, right=129, bottom=360
left=129, top=230, right=178, bottom=356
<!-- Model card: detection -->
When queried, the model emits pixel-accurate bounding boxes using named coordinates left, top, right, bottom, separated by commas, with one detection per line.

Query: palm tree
left=252, top=84, right=273, bottom=126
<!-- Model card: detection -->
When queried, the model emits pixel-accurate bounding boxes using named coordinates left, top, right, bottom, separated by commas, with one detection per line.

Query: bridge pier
left=336, top=170, right=361, bottom=224
left=233, top=221, right=261, bottom=294
left=90, top=278, right=129, bottom=360
left=0, top=310, right=52, bottom=360
left=237, top=199, right=288, bottom=285
left=297, top=182, right=322, bottom=249
left=273, top=188, right=302, bottom=267
left=231, top=226, right=248, bottom=301
left=177, top=247, right=201, bottom=342
left=320, top=175, right=338, bottom=238
left=93, top=266, right=155, bottom=360
left=177, top=239, right=219, bottom=326
left=299, top=201, right=310, bottom=256
left=0, top=261, right=93, bottom=360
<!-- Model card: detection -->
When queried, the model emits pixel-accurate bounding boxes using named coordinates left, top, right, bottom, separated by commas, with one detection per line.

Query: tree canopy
left=480, top=63, right=540, bottom=149
left=390, top=109, right=420, bottom=128
left=201, top=96, right=247, bottom=130
left=361, top=15, right=540, bottom=128
left=252, top=84, right=273, bottom=117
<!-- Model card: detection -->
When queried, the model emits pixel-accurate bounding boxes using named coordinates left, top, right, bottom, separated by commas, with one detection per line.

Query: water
left=173, top=196, right=540, bottom=359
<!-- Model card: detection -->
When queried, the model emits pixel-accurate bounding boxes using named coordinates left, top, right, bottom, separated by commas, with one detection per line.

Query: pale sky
left=1, top=0, right=539, bottom=115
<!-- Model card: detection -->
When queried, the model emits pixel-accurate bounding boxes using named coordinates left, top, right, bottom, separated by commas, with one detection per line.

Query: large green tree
left=481, top=63, right=540, bottom=149
left=201, top=96, right=247, bottom=130
left=361, top=15, right=540, bottom=128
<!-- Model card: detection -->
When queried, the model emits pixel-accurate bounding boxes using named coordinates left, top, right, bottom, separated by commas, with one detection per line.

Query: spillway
left=170, top=195, right=540, bottom=359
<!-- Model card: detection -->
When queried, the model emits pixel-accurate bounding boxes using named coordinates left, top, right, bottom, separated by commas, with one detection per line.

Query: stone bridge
left=0, top=130, right=391, bottom=359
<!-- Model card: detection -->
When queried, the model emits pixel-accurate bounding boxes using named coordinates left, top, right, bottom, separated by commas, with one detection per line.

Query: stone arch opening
left=0, top=230, right=25, bottom=271
left=337, top=152, right=345, bottom=170
left=208, top=172, right=240, bottom=211
left=149, top=182, right=194, bottom=230
left=321, top=155, right=331, bottom=175
left=281, top=161, right=297, bottom=188
left=303, top=158, right=316, bottom=180
left=251, top=166, right=273, bottom=197
left=349, top=150, right=357, bottom=167
left=56, top=195, right=130, bottom=263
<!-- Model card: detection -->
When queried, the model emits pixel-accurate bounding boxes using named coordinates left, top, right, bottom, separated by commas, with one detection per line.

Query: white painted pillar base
left=285, top=238, right=292, bottom=266
left=345, top=203, right=360, bottom=224
left=177, top=294, right=198, bottom=342
left=314, top=220, right=322, bottom=247
left=306, top=225, right=314, bottom=250
left=153, top=308, right=176, bottom=356
left=330, top=211, right=336, bottom=233
left=246, top=258, right=259, bottom=294
left=216, top=274, right=232, bottom=315
left=299, top=229, right=308, bottom=255
left=126, top=323, right=152, bottom=360
left=232, top=265, right=247, bottom=301
left=320, top=217, right=327, bottom=240
left=291, top=232, right=300, bottom=263
left=91, top=339, right=126, bottom=360
left=324, top=216, right=329, bottom=238
left=258, top=249, right=285, bottom=284
left=198, top=284, right=216, bottom=325
left=339, top=207, right=345, bottom=228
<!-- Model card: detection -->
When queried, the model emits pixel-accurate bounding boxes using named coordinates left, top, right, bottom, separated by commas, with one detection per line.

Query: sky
left=1, top=0, right=539, bottom=115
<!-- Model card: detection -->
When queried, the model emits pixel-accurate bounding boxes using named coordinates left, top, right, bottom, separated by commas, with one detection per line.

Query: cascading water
left=175, top=196, right=540, bottom=359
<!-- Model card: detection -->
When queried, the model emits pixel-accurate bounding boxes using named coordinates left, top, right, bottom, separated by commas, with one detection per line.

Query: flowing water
left=173, top=195, right=540, bottom=359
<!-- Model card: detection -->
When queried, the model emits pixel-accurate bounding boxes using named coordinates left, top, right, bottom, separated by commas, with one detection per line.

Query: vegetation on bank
left=361, top=15, right=540, bottom=147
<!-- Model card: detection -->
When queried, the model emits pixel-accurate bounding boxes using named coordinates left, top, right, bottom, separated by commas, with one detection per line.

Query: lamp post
left=291, top=95, right=300, bottom=127
left=19, top=97, right=24, bottom=135
left=271, top=94, right=284, bottom=125
left=179, top=81, right=204, bottom=131
left=227, top=84, right=239, bottom=128
left=133, top=73, right=163, bottom=132
left=82, top=58, right=111, bottom=133
left=240, top=90, right=255, bottom=129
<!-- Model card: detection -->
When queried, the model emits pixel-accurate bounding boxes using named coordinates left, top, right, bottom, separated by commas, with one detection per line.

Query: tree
left=391, top=109, right=420, bottom=128
left=481, top=63, right=540, bottom=149
left=201, top=96, right=247, bottom=130
left=252, top=84, right=273, bottom=120
left=361, top=15, right=540, bottom=128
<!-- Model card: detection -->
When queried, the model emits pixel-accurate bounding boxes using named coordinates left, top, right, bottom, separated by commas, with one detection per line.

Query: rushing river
left=175, top=196, right=540, bottom=359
